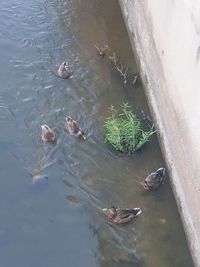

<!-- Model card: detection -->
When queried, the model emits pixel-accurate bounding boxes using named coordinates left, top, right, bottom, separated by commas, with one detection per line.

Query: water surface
left=0, top=0, right=194, bottom=266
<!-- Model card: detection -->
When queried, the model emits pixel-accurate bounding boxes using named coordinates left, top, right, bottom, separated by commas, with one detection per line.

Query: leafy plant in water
left=104, top=102, right=155, bottom=153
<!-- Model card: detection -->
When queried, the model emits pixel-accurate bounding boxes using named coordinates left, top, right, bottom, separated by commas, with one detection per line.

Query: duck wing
left=65, top=119, right=79, bottom=134
left=145, top=172, right=164, bottom=190
left=116, top=208, right=141, bottom=218
left=42, top=131, right=55, bottom=142
left=116, top=209, right=132, bottom=219
left=71, top=121, right=80, bottom=134
left=155, top=167, right=165, bottom=178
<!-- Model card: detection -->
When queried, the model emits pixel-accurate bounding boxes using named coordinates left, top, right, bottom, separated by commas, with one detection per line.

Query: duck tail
left=156, top=167, right=165, bottom=177
left=131, top=208, right=142, bottom=216
left=41, top=124, right=50, bottom=131
left=66, top=116, right=73, bottom=122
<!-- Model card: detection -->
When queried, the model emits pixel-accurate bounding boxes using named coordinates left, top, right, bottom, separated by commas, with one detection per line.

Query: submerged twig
left=109, top=52, right=119, bottom=66
left=140, top=110, right=153, bottom=127
left=109, top=52, right=129, bottom=85
left=116, top=65, right=128, bottom=84
left=132, top=75, right=138, bottom=85
left=94, top=44, right=108, bottom=58
left=95, top=44, right=139, bottom=86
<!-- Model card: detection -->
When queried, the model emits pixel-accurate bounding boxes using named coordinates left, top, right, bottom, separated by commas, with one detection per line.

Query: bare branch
left=132, top=75, right=138, bottom=85
left=109, top=52, right=118, bottom=66
left=94, top=44, right=108, bottom=58
left=115, top=64, right=128, bottom=84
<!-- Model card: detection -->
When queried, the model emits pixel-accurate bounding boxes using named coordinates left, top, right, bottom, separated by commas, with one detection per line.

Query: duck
left=64, top=116, right=86, bottom=140
left=57, top=61, right=71, bottom=79
left=138, top=167, right=165, bottom=191
left=102, top=206, right=141, bottom=224
left=41, top=124, right=56, bottom=143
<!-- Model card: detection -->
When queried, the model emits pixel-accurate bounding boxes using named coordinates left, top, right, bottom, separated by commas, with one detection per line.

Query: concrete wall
left=118, top=0, right=200, bottom=266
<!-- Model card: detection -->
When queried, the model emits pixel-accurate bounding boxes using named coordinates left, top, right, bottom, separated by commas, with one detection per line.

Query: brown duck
left=64, top=116, right=86, bottom=140
left=57, top=61, right=71, bottom=79
left=41, top=124, right=56, bottom=143
left=102, top=207, right=141, bottom=224
left=138, top=167, right=165, bottom=191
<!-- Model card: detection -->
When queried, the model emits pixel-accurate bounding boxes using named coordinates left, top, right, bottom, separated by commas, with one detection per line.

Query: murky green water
left=0, top=0, right=194, bottom=266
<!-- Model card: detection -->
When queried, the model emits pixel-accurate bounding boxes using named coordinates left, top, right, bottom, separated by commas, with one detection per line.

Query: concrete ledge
left=118, top=1, right=200, bottom=266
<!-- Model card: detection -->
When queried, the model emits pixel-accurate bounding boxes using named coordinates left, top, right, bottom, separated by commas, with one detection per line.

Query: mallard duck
left=41, top=124, right=56, bottom=143
left=102, top=206, right=141, bottom=224
left=138, top=167, right=165, bottom=191
left=57, top=61, right=71, bottom=79
left=64, top=116, right=86, bottom=139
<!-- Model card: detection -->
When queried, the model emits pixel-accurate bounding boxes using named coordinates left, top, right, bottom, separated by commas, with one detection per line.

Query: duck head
left=102, top=207, right=116, bottom=219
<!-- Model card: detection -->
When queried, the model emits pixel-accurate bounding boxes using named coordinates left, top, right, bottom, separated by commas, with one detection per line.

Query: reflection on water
left=0, top=0, right=194, bottom=266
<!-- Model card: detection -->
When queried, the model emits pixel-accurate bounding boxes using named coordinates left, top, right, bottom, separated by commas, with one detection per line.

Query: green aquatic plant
left=104, top=102, right=155, bottom=153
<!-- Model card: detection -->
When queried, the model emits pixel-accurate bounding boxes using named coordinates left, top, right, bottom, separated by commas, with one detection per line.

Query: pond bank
left=118, top=1, right=200, bottom=266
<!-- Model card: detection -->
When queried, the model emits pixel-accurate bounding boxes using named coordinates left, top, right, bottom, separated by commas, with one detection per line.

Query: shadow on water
left=0, top=0, right=194, bottom=266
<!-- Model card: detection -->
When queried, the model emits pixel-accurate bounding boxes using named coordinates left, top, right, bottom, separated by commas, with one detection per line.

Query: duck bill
left=81, top=133, right=87, bottom=140
left=136, top=180, right=144, bottom=187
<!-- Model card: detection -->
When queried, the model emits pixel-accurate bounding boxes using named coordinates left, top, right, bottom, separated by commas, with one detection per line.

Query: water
left=0, top=0, right=194, bottom=266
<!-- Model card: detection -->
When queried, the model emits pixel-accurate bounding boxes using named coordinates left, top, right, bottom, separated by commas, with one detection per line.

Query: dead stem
left=132, top=75, right=138, bottom=85
left=109, top=52, right=129, bottom=84
left=94, top=44, right=108, bottom=58
left=116, top=64, right=128, bottom=84
left=96, top=46, right=138, bottom=86
left=109, top=52, right=119, bottom=66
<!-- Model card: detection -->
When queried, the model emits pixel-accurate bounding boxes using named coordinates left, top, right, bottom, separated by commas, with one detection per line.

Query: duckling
left=138, top=167, right=165, bottom=191
left=64, top=116, right=86, bottom=140
left=102, top=206, right=141, bottom=224
left=57, top=61, right=71, bottom=79
left=41, top=124, right=56, bottom=143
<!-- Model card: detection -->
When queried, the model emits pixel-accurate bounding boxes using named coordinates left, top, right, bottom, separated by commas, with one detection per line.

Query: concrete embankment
left=118, top=0, right=200, bottom=266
